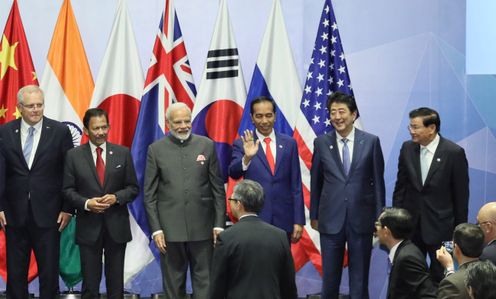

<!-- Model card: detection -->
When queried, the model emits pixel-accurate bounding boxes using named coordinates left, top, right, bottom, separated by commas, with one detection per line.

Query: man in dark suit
left=393, top=107, right=469, bottom=283
left=476, top=202, right=496, bottom=265
left=436, top=223, right=484, bottom=299
left=210, top=179, right=297, bottom=299
left=375, top=207, right=436, bottom=299
left=310, top=92, right=385, bottom=299
left=63, top=108, right=139, bottom=299
left=229, top=96, right=304, bottom=242
left=0, top=85, right=73, bottom=299
left=144, top=102, right=226, bottom=299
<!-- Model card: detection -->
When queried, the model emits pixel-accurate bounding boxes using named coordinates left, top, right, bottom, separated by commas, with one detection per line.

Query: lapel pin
left=279, top=145, right=283, bottom=149
left=201, top=161, right=204, bottom=165
left=109, top=151, right=113, bottom=155
left=330, top=145, right=333, bottom=150
left=437, top=158, right=441, bottom=162
left=15, top=129, right=19, bottom=133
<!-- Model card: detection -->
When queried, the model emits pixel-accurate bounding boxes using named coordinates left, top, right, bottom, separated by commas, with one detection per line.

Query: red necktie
left=264, top=137, right=275, bottom=175
left=96, top=146, right=105, bottom=186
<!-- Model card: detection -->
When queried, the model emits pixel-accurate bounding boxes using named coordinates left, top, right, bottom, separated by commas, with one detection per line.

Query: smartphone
left=442, top=240, right=454, bottom=254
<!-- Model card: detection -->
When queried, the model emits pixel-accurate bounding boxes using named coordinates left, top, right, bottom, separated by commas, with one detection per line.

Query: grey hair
left=17, top=85, right=44, bottom=105
left=232, top=179, right=265, bottom=214
left=166, top=102, right=191, bottom=121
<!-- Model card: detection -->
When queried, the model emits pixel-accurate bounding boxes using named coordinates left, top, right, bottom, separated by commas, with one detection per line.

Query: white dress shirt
left=420, top=133, right=440, bottom=171
left=336, top=127, right=355, bottom=163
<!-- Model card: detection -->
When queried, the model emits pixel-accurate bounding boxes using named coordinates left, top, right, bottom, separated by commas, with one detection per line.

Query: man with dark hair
left=476, top=202, right=496, bottom=265
left=393, top=107, right=469, bottom=283
left=311, top=91, right=385, bottom=299
left=144, top=103, right=226, bottom=299
left=230, top=96, right=305, bottom=243
left=209, top=180, right=297, bottom=299
left=436, top=223, right=485, bottom=299
left=375, top=208, right=436, bottom=299
left=63, top=108, right=139, bottom=298
left=0, top=85, right=73, bottom=299
left=465, top=260, right=496, bottom=299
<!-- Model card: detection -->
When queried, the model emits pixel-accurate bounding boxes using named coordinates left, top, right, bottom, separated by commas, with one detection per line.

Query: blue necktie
left=420, top=147, right=429, bottom=185
left=23, top=126, right=35, bottom=164
left=342, top=138, right=350, bottom=175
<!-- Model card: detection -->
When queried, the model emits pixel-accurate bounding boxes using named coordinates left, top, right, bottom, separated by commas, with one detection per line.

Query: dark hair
left=326, top=92, right=357, bottom=113
left=453, top=223, right=484, bottom=258
left=83, top=108, right=109, bottom=129
left=409, top=107, right=441, bottom=133
left=379, top=208, right=414, bottom=240
left=232, top=180, right=265, bottom=214
left=250, top=96, right=276, bottom=115
left=465, top=260, right=496, bottom=299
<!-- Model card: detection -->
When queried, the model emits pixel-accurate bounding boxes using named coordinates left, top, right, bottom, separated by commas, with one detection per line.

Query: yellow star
left=32, top=71, right=37, bottom=81
left=13, top=106, right=21, bottom=119
left=0, top=34, right=19, bottom=80
left=0, top=105, right=7, bottom=119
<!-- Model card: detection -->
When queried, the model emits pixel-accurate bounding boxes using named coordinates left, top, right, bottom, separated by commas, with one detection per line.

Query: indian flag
left=40, top=0, right=94, bottom=289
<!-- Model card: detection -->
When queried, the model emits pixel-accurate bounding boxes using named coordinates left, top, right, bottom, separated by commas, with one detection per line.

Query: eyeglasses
left=407, top=124, right=424, bottom=131
left=21, top=103, right=44, bottom=110
left=374, top=221, right=383, bottom=230
left=228, top=197, right=239, bottom=202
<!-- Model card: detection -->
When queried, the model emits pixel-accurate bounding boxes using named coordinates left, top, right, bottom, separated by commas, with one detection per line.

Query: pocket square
left=196, top=154, right=206, bottom=161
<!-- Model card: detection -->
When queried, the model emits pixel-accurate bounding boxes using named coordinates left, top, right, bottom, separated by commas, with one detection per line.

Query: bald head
left=477, top=202, right=496, bottom=244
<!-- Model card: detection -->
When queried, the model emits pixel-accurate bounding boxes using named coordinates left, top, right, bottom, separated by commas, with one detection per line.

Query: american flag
left=130, top=0, right=196, bottom=257
left=293, top=0, right=359, bottom=273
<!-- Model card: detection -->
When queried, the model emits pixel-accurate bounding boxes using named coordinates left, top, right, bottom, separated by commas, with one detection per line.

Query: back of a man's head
left=233, top=180, right=264, bottom=214
left=379, top=208, right=414, bottom=240
left=453, top=223, right=485, bottom=258
left=465, top=260, right=496, bottom=299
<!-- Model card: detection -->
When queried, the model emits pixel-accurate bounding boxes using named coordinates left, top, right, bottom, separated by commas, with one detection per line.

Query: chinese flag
left=0, top=0, right=39, bottom=282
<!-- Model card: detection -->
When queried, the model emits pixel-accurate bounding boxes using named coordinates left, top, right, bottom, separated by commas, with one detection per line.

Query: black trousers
left=6, top=209, right=60, bottom=299
left=79, top=226, right=126, bottom=299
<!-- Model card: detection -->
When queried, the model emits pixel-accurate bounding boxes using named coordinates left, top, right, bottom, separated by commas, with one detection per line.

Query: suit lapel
left=254, top=136, right=273, bottom=175
left=327, top=132, right=347, bottom=179
left=349, top=129, right=365, bottom=178
left=11, top=120, right=27, bottom=168
left=104, top=143, right=114, bottom=189
left=424, top=137, right=444, bottom=185
left=411, top=144, right=423, bottom=188
left=274, top=133, right=285, bottom=175
left=31, top=119, right=51, bottom=169
left=83, top=143, right=103, bottom=189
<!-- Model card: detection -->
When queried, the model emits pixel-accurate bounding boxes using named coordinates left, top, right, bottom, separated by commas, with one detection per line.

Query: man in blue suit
left=229, top=96, right=305, bottom=243
left=310, top=92, right=385, bottom=299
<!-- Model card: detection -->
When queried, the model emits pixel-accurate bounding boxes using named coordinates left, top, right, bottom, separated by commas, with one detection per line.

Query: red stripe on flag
left=294, top=129, right=312, bottom=170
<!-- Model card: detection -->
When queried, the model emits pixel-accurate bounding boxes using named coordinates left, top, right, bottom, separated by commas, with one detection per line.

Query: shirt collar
left=389, top=240, right=404, bottom=263
left=336, top=126, right=355, bottom=142
left=89, top=141, right=107, bottom=153
left=422, top=133, right=440, bottom=153
left=20, top=118, right=43, bottom=133
left=239, top=214, right=258, bottom=220
left=256, top=129, right=276, bottom=142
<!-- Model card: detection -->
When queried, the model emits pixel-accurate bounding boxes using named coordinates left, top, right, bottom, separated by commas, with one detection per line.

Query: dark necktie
left=341, top=138, right=350, bottom=175
left=264, top=137, right=275, bottom=175
left=96, top=146, right=105, bottom=186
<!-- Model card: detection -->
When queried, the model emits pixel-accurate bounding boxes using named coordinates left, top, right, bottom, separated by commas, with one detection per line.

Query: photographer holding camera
left=436, top=223, right=485, bottom=299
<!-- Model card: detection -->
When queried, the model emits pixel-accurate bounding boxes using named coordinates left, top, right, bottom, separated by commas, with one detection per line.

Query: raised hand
left=241, top=130, right=260, bottom=163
